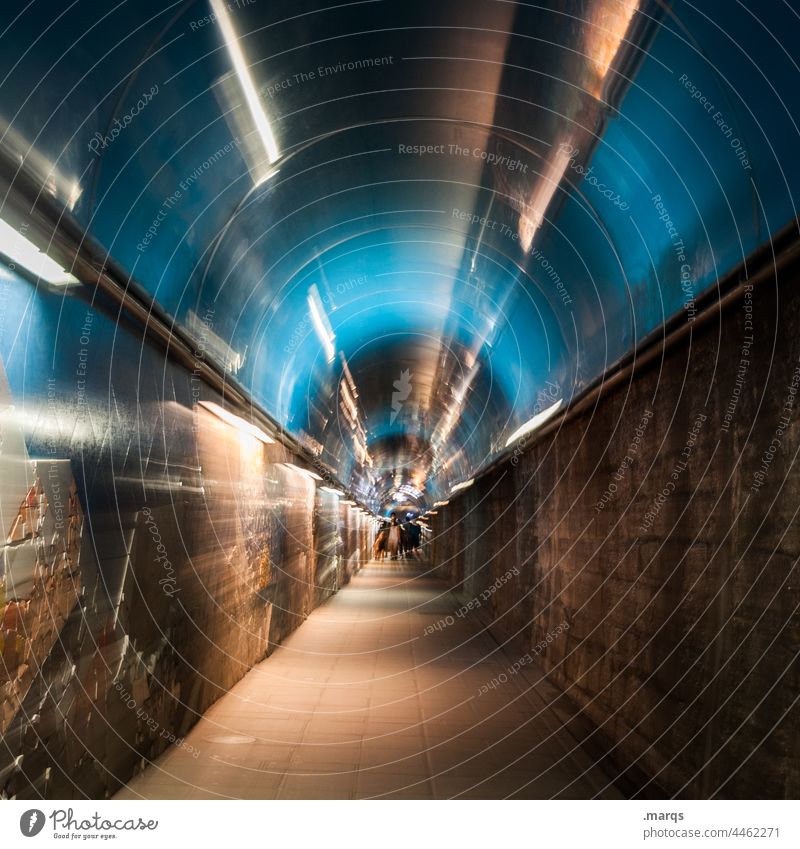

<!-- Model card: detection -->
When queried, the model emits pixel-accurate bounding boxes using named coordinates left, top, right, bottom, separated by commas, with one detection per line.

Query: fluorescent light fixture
left=0, top=218, right=78, bottom=286
left=308, top=285, right=335, bottom=364
left=320, top=486, right=343, bottom=497
left=518, top=146, right=572, bottom=252
left=210, top=0, right=279, bottom=165
left=340, top=380, right=359, bottom=424
left=450, top=478, right=474, bottom=495
left=585, top=0, right=640, bottom=96
left=199, top=401, right=275, bottom=443
left=341, top=500, right=356, bottom=505
left=283, top=462, right=322, bottom=481
left=504, top=399, right=564, bottom=447
left=433, top=500, right=449, bottom=507
left=427, top=510, right=438, bottom=516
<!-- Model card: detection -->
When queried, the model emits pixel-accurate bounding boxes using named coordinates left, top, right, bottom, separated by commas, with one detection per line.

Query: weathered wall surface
left=432, top=259, right=800, bottom=799
left=0, top=271, right=371, bottom=800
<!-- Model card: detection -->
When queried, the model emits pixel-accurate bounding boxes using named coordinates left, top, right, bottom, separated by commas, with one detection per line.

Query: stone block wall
left=431, top=258, right=800, bottom=798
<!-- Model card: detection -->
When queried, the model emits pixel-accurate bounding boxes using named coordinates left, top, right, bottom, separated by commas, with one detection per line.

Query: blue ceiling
left=2, top=0, right=798, bottom=508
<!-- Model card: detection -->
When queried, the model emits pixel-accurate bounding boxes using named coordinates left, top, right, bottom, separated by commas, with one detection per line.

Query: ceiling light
left=0, top=218, right=78, bottom=286
left=308, top=284, right=335, bottom=364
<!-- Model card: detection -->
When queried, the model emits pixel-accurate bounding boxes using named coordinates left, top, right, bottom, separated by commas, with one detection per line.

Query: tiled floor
left=117, top=560, right=625, bottom=799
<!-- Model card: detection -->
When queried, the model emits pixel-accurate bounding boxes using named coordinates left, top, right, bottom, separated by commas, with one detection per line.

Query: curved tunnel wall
left=0, top=260, right=373, bottom=798
left=2, top=0, right=798, bottom=506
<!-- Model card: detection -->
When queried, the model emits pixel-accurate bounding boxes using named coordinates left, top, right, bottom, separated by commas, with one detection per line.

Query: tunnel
left=0, top=0, right=798, bottom=804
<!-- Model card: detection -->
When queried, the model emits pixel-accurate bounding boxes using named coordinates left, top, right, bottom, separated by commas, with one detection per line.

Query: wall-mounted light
left=283, top=462, right=323, bottom=481
left=199, top=401, right=275, bottom=443
left=0, top=217, right=78, bottom=286
left=433, top=500, right=449, bottom=507
left=450, top=478, right=474, bottom=495
left=504, top=399, right=563, bottom=447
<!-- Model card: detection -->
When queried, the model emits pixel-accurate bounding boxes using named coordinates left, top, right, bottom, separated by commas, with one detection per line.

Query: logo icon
left=390, top=369, right=412, bottom=424
left=20, top=809, right=46, bottom=837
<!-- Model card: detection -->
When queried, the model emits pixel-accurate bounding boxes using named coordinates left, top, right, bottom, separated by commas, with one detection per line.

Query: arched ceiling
left=2, top=0, right=799, bottom=508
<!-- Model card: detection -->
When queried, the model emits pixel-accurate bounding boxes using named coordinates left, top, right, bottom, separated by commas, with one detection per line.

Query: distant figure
left=373, top=525, right=389, bottom=560
left=387, top=513, right=402, bottom=559
left=406, top=519, right=421, bottom=554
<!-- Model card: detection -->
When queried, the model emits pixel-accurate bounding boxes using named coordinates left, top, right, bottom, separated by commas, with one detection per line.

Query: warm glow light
left=450, top=478, right=474, bottom=494
left=518, top=144, right=572, bottom=252
left=433, top=500, right=449, bottom=507
left=199, top=401, right=275, bottom=443
left=0, top=218, right=79, bottom=285
left=340, top=380, right=359, bottom=424
left=432, top=361, right=481, bottom=451
left=585, top=0, right=640, bottom=96
left=210, top=0, right=279, bottom=165
left=504, top=399, right=564, bottom=447
left=283, top=462, right=323, bottom=481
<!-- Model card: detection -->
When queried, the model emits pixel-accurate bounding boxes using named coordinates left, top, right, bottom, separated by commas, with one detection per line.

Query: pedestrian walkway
left=117, top=560, right=625, bottom=799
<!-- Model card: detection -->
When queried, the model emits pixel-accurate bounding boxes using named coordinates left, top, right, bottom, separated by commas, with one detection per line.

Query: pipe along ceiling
left=1, top=0, right=798, bottom=512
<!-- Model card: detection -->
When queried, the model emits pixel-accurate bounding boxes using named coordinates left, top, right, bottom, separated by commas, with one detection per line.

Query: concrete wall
left=432, top=255, right=800, bottom=799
